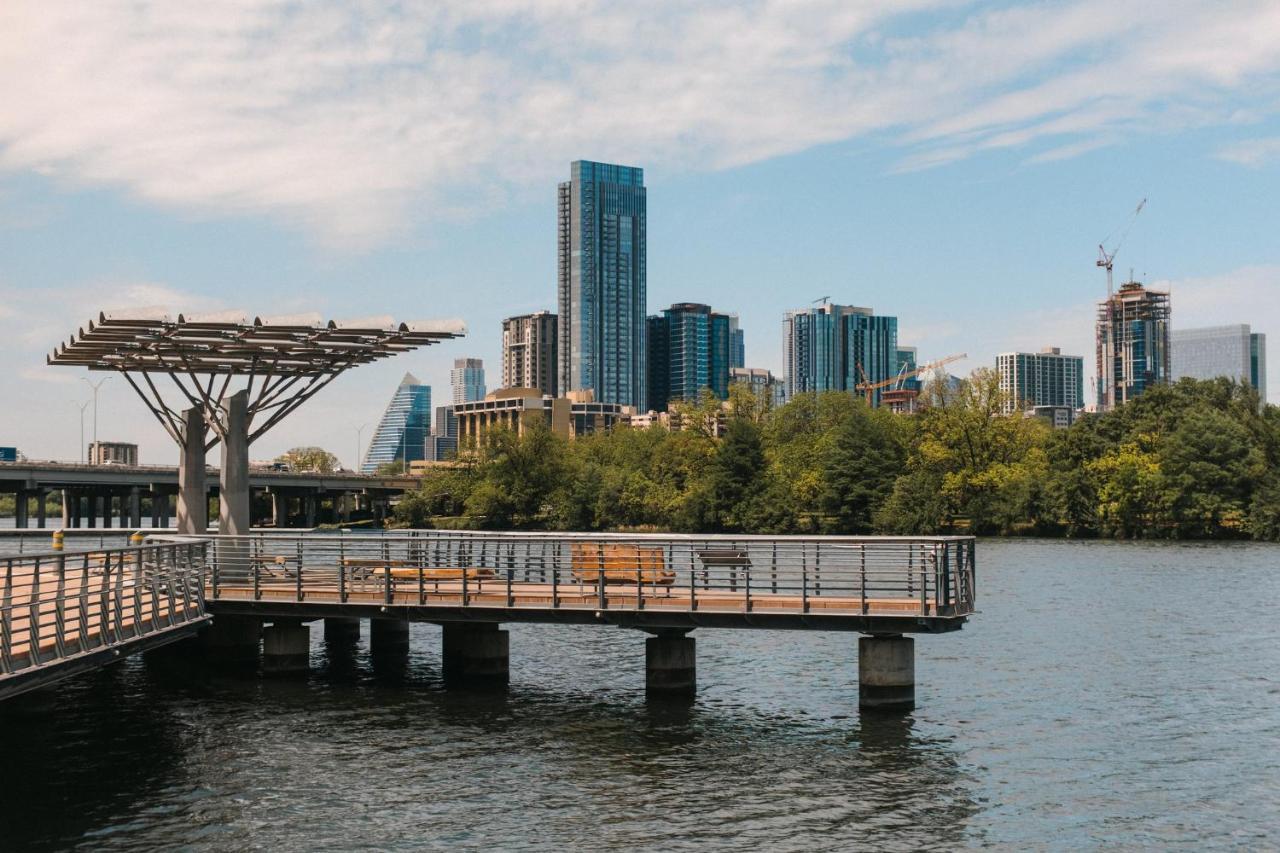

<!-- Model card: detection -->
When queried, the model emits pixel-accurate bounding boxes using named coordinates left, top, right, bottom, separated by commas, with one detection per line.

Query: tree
left=702, top=417, right=766, bottom=532
left=276, top=446, right=339, bottom=473
left=1159, top=407, right=1263, bottom=537
left=819, top=405, right=902, bottom=533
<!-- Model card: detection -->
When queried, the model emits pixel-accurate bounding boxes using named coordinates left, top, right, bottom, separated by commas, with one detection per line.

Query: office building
left=424, top=435, right=457, bottom=462
left=1172, top=324, right=1267, bottom=403
left=502, top=311, right=558, bottom=397
left=1028, top=405, right=1080, bottom=429
left=557, top=160, right=647, bottom=410
left=362, top=373, right=431, bottom=474
left=0, top=447, right=16, bottom=463
left=996, top=347, right=1086, bottom=414
left=88, top=441, right=138, bottom=466
left=451, top=358, right=486, bottom=404
left=728, top=315, right=745, bottom=369
left=647, top=303, right=735, bottom=411
left=1096, top=281, right=1171, bottom=411
left=783, top=302, right=899, bottom=406
left=433, top=405, right=457, bottom=439
left=730, top=367, right=785, bottom=410
left=455, top=388, right=632, bottom=449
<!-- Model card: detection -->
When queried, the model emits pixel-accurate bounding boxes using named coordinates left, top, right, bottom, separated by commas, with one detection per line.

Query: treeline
left=396, top=372, right=1280, bottom=540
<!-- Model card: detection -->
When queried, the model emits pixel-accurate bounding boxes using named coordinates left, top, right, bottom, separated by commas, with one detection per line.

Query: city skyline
left=3, top=2, right=1280, bottom=464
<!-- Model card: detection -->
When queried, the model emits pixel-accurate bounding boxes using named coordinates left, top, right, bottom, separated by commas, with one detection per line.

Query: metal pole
left=354, top=423, right=369, bottom=473
left=75, top=400, right=91, bottom=463
left=81, top=376, right=109, bottom=461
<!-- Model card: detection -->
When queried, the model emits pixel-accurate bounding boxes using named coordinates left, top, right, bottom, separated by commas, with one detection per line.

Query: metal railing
left=0, top=541, right=208, bottom=679
left=166, top=531, right=975, bottom=619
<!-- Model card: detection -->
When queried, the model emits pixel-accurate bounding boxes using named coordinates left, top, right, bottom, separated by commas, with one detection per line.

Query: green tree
left=277, top=446, right=340, bottom=473
left=819, top=405, right=902, bottom=533
left=1160, top=407, right=1263, bottom=537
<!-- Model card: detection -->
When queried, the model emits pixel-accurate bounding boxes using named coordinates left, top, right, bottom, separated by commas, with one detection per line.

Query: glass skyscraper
left=1096, top=281, right=1171, bottom=411
left=1172, top=324, right=1267, bottom=404
left=451, top=358, right=486, bottom=404
left=646, top=303, right=734, bottom=411
left=362, top=372, right=431, bottom=474
left=557, top=160, right=647, bottom=410
left=783, top=303, right=899, bottom=405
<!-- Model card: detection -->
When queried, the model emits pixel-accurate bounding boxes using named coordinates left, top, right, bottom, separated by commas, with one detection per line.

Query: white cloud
left=2, top=0, right=1279, bottom=244
left=1216, top=136, right=1280, bottom=167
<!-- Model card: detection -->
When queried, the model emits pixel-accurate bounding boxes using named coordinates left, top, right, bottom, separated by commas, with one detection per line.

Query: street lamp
left=354, top=423, right=370, bottom=473
left=75, top=400, right=91, bottom=463
left=81, top=376, right=110, bottom=462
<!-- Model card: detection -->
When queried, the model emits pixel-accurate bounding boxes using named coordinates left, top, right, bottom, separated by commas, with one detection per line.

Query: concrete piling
left=645, top=630, right=696, bottom=696
left=858, top=635, right=915, bottom=711
left=262, top=621, right=311, bottom=675
left=441, top=622, right=509, bottom=687
left=201, top=615, right=262, bottom=667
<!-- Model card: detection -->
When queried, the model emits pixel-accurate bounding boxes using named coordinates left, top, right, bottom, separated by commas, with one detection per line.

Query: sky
left=2, top=0, right=1279, bottom=468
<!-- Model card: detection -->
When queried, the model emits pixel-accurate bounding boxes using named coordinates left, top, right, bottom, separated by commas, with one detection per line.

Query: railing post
left=689, top=547, right=697, bottom=612
left=744, top=559, right=752, bottom=613
left=384, top=565, right=393, bottom=605
left=1, top=558, right=13, bottom=674
left=253, top=556, right=261, bottom=601
left=507, top=567, right=514, bottom=608
left=54, top=553, right=68, bottom=657
left=597, top=546, right=606, bottom=611
left=919, top=547, right=929, bottom=616
left=551, top=552, right=559, bottom=609
left=29, top=557, right=42, bottom=666
left=462, top=561, right=469, bottom=607
left=801, top=556, right=809, bottom=614
left=296, top=552, right=304, bottom=603
left=860, top=544, right=867, bottom=615
left=112, top=551, right=125, bottom=642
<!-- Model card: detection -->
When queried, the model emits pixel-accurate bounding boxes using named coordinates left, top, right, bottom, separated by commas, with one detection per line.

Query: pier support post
left=441, top=622, right=509, bottom=686
left=14, top=489, right=28, bottom=529
left=219, top=390, right=251, bottom=537
left=177, top=407, right=208, bottom=534
left=370, top=617, right=410, bottom=655
left=324, top=617, right=362, bottom=644
left=646, top=630, right=695, bottom=695
left=271, top=490, right=289, bottom=528
left=262, top=621, right=311, bottom=675
left=201, top=615, right=261, bottom=667
left=128, top=487, right=142, bottom=528
left=859, top=635, right=914, bottom=711
left=36, top=490, right=47, bottom=528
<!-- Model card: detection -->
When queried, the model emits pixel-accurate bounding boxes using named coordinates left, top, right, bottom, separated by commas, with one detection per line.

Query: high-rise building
left=1096, top=281, right=1171, bottom=411
left=728, top=315, right=745, bottom=369
left=502, top=311, right=558, bottom=396
left=996, top=347, right=1086, bottom=414
left=88, top=441, right=138, bottom=466
left=730, top=366, right=785, bottom=410
left=646, top=303, right=735, bottom=411
left=433, top=405, right=457, bottom=439
left=1172, top=324, right=1267, bottom=403
left=557, top=160, right=647, bottom=410
left=451, top=358, right=486, bottom=404
left=362, top=373, right=431, bottom=474
left=783, top=303, right=899, bottom=405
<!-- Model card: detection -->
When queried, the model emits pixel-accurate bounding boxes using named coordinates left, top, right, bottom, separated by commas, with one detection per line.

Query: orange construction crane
left=855, top=353, right=967, bottom=407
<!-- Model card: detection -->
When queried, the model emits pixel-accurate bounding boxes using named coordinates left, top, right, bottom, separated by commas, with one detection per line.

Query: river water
left=2, top=539, right=1277, bottom=850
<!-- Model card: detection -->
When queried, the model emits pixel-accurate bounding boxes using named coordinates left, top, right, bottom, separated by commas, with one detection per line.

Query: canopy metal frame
left=49, top=311, right=465, bottom=450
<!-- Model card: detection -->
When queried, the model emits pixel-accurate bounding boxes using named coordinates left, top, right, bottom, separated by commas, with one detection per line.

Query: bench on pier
left=570, top=543, right=675, bottom=586
left=340, top=558, right=496, bottom=590
left=696, top=549, right=751, bottom=591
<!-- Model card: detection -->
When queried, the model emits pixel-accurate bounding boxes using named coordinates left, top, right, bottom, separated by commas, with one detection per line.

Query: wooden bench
left=570, top=543, right=675, bottom=586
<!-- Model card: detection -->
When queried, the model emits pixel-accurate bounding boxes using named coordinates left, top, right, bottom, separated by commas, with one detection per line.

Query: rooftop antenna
left=1097, top=197, right=1146, bottom=298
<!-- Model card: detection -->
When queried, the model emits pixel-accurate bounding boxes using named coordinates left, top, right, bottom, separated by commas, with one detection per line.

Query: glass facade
left=451, top=358, right=486, bottom=405
left=1096, top=282, right=1171, bottom=411
left=646, top=303, right=734, bottom=411
left=783, top=303, right=899, bottom=405
left=362, top=373, right=431, bottom=474
left=557, top=160, right=647, bottom=411
left=1172, top=324, right=1268, bottom=404
left=995, top=348, right=1085, bottom=414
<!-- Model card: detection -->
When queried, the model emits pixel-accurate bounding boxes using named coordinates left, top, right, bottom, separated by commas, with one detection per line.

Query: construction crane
left=813, top=295, right=831, bottom=306
left=1097, top=198, right=1146, bottom=297
left=855, top=353, right=967, bottom=407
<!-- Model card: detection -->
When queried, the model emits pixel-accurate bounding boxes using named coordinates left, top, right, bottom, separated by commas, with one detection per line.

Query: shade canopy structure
left=48, top=310, right=466, bottom=448
left=48, top=309, right=465, bottom=536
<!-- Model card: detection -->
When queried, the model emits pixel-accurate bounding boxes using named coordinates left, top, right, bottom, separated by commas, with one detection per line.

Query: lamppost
left=75, top=400, right=91, bottom=463
left=354, top=423, right=370, bottom=473
left=81, top=376, right=110, bottom=462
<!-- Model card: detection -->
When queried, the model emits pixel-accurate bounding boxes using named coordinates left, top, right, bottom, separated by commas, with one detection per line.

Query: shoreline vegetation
left=396, top=372, right=1280, bottom=542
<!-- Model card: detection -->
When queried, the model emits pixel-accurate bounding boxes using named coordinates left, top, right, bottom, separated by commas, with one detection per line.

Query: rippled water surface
left=3, top=539, right=1278, bottom=850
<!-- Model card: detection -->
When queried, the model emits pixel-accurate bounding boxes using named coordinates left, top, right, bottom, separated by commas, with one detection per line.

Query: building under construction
left=1096, top=280, right=1171, bottom=411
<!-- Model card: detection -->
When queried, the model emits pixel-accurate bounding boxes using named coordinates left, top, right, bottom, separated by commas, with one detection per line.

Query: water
left=2, top=539, right=1278, bottom=850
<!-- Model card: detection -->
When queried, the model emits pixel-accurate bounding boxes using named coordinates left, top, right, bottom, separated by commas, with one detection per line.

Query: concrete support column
left=442, top=622, right=509, bottom=686
left=177, top=407, right=208, bottom=534
left=859, top=635, right=915, bottom=711
left=158, top=492, right=171, bottom=528
left=262, top=621, right=311, bottom=675
left=370, top=617, right=410, bottom=656
left=36, top=490, right=47, bottom=529
left=646, top=630, right=696, bottom=695
left=304, top=494, right=317, bottom=528
left=219, top=390, right=251, bottom=537
left=271, top=490, right=289, bottom=528
left=323, top=617, right=361, bottom=644
left=61, top=490, right=72, bottom=528
left=101, top=493, right=112, bottom=529
left=87, top=494, right=98, bottom=528
left=201, top=615, right=261, bottom=666
left=14, top=489, right=28, bottom=529
left=340, top=493, right=352, bottom=523
left=119, top=492, right=130, bottom=528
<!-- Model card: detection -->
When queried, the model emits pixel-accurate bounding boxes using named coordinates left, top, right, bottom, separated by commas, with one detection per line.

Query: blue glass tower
left=646, top=303, right=735, bottom=411
left=558, top=161, right=647, bottom=410
left=362, top=373, right=431, bottom=474
left=784, top=303, right=899, bottom=405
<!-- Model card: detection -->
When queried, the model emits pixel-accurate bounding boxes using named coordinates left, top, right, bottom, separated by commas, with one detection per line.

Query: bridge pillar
left=201, top=615, right=261, bottom=666
left=61, top=489, right=72, bottom=528
left=442, top=622, right=509, bottom=687
left=36, top=490, right=47, bottom=528
left=270, top=490, right=289, bottom=528
left=304, top=493, right=317, bottom=528
left=177, top=406, right=208, bottom=534
left=14, top=489, right=28, bottom=529
left=646, top=630, right=695, bottom=695
left=370, top=617, right=410, bottom=656
left=263, top=620, right=311, bottom=675
left=87, top=493, right=98, bottom=528
left=323, top=616, right=361, bottom=644
left=859, top=635, right=914, bottom=711
left=129, top=487, right=142, bottom=529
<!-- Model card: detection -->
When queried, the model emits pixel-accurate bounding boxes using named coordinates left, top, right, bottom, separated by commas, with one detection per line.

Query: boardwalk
left=0, top=541, right=208, bottom=700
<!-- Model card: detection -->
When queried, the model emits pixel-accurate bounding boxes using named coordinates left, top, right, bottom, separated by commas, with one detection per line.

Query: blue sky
left=2, top=0, right=1279, bottom=467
